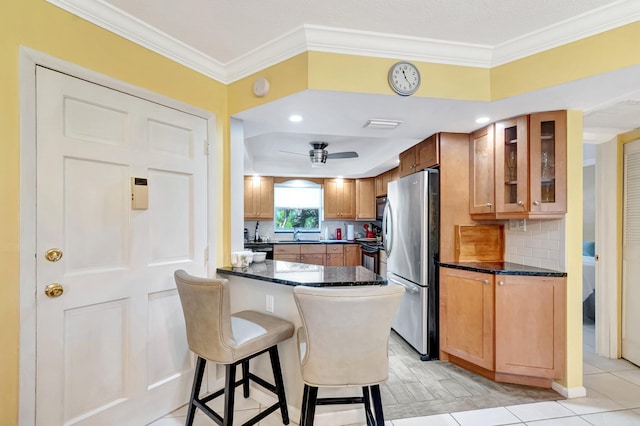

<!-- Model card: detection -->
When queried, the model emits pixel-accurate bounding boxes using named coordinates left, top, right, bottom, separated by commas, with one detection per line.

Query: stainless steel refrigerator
left=383, top=169, right=439, bottom=360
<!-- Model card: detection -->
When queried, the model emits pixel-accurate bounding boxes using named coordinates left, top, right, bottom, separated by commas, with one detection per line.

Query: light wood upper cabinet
left=470, top=111, right=567, bottom=220
left=399, top=134, right=440, bottom=178
left=324, top=178, right=356, bottom=219
left=244, top=176, right=274, bottom=220
left=356, top=178, right=376, bottom=220
left=440, top=267, right=495, bottom=370
left=469, top=125, right=495, bottom=215
left=375, top=172, right=388, bottom=197
left=529, top=111, right=567, bottom=215
left=494, top=116, right=529, bottom=214
left=495, top=275, right=565, bottom=380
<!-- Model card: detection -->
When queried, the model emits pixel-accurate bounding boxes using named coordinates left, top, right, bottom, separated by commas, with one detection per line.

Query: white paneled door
left=623, top=139, right=640, bottom=366
left=36, top=67, right=208, bottom=425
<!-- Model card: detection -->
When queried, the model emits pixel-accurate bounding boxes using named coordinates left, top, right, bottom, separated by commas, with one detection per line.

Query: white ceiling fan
left=280, top=142, right=359, bottom=167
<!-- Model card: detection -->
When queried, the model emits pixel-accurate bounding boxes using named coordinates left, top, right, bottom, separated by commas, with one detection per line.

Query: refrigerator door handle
left=382, top=201, right=393, bottom=255
left=388, top=275, right=419, bottom=294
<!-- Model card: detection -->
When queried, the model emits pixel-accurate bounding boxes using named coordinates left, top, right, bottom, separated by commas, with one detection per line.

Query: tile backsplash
left=504, top=218, right=566, bottom=271
left=244, top=220, right=381, bottom=242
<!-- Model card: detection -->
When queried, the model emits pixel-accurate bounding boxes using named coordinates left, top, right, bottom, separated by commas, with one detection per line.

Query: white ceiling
left=50, top=0, right=640, bottom=177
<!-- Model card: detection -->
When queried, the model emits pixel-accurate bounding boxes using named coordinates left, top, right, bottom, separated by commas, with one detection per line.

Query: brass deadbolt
left=45, top=248, right=63, bottom=262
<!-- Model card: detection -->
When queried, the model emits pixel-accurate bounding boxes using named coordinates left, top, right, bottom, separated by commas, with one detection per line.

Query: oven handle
left=387, top=275, right=419, bottom=294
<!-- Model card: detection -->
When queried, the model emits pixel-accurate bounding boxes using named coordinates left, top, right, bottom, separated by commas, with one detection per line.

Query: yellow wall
left=0, top=1, right=228, bottom=423
left=564, top=110, right=585, bottom=389
left=3, top=1, right=640, bottom=422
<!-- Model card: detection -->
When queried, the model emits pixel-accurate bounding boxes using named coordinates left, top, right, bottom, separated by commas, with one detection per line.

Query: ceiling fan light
left=309, top=148, right=327, bottom=164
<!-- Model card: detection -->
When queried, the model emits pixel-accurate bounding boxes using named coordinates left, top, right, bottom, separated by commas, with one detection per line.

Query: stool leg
left=268, top=346, right=290, bottom=424
left=362, top=386, right=375, bottom=426
left=305, top=386, right=318, bottom=426
left=186, top=357, right=206, bottom=426
left=299, top=384, right=310, bottom=426
left=370, top=384, right=384, bottom=426
left=223, top=363, right=236, bottom=426
left=241, top=359, right=250, bottom=398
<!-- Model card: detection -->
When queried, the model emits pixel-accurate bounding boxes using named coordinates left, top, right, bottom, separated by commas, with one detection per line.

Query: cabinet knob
left=517, top=200, right=524, bottom=206
left=483, top=279, right=489, bottom=285
left=499, top=281, right=504, bottom=286
left=533, top=200, right=541, bottom=205
left=486, top=203, right=493, bottom=207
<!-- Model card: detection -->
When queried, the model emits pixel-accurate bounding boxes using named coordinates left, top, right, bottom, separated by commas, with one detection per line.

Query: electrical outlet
left=265, top=295, right=274, bottom=313
left=509, top=219, right=526, bottom=232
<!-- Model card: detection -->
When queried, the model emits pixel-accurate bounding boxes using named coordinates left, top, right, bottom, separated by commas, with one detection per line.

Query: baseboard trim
left=552, top=381, right=587, bottom=398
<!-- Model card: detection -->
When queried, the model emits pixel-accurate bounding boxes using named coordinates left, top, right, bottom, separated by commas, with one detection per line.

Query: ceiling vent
left=363, top=119, right=403, bottom=129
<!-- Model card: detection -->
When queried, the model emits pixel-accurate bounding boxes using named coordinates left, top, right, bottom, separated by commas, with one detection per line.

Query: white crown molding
left=46, top=0, right=226, bottom=81
left=47, top=0, right=640, bottom=84
left=492, top=0, right=640, bottom=66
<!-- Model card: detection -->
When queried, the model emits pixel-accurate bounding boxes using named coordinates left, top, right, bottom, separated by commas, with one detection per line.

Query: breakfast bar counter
left=214, top=260, right=386, bottom=424
left=216, top=259, right=386, bottom=287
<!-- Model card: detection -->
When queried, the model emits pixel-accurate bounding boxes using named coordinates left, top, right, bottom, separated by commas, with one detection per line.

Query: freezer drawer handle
left=388, top=276, right=419, bottom=294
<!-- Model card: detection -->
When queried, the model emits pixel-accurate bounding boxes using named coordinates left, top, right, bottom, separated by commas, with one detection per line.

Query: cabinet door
left=440, top=268, right=494, bottom=370
left=244, top=176, right=273, bottom=219
left=375, top=171, right=389, bottom=197
left=469, top=125, right=495, bottom=214
left=344, top=244, right=361, bottom=266
left=326, top=253, right=344, bottom=266
left=356, top=178, right=376, bottom=220
left=529, top=111, right=567, bottom=214
left=415, top=134, right=440, bottom=170
left=495, top=275, right=565, bottom=379
left=323, top=179, right=340, bottom=219
left=244, top=177, right=256, bottom=218
left=324, top=179, right=356, bottom=219
left=300, top=253, right=325, bottom=265
left=388, top=167, right=399, bottom=183
left=398, top=147, right=416, bottom=177
left=256, top=176, right=274, bottom=218
left=494, top=117, right=528, bottom=213
left=274, top=254, right=299, bottom=262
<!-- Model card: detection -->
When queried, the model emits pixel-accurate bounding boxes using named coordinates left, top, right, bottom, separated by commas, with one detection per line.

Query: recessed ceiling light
left=289, top=114, right=303, bottom=122
left=363, top=119, right=402, bottom=129
left=475, top=117, right=490, bottom=124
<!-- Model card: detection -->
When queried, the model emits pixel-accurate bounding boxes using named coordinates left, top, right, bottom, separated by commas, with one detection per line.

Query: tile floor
left=150, top=324, right=640, bottom=425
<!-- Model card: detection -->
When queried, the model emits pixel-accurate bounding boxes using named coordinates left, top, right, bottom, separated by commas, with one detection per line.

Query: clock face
left=388, top=62, right=421, bottom=96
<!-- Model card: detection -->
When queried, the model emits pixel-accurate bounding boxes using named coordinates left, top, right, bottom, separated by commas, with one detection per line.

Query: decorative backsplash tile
left=504, top=218, right=566, bottom=272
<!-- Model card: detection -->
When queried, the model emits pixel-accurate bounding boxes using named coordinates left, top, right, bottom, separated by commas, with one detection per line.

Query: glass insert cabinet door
left=529, top=111, right=567, bottom=213
left=495, top=116, right=528, bottom=213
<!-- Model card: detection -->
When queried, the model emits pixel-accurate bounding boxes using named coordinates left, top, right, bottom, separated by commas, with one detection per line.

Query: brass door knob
left=44, top=283, right=64, bottom=298
left=45, top=248, right=63, bottom=262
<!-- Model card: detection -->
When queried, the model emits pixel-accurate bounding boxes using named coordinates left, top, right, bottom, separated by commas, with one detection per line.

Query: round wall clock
left=388, top=61, right=421, bottom=96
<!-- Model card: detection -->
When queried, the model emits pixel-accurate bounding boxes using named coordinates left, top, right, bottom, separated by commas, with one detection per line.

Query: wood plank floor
left=382, top=331, right=563, bottom=420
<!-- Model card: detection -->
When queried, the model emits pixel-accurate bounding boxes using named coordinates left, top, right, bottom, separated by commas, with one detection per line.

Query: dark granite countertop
left=217, top=259, right=387, bottom=287
left=438, top=261, right=567, bottom=277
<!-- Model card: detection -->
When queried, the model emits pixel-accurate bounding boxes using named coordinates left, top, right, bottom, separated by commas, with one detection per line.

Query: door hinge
left=204, top=246, right=209, bottom=262
left=204, top=139, right=209, bottom=155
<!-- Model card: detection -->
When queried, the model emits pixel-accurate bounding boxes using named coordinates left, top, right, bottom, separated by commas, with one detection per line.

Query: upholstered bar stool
left=293, top=285, right=405, bottom=426
left=174, top=270, right=294, bottom=426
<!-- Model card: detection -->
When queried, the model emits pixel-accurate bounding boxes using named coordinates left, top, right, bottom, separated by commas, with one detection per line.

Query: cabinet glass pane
left=540, top=121, right=556, bottom=203
left=503, top=125, right=518, bottom=204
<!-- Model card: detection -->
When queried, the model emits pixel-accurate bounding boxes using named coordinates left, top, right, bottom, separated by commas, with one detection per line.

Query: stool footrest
left=316, top=396, right=366, bottom=405
left=248, top=372, right=277, bottom=393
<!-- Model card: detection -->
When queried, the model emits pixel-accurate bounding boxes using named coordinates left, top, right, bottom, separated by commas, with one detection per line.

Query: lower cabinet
left=274, top=243, right=362, bottom=267
left=440, top=267, right=565, bottom=386
left=274, top=244, right=326, bottom=265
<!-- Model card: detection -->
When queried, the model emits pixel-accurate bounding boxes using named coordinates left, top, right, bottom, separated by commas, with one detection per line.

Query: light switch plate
left=265, top=295, right=274, bottom=313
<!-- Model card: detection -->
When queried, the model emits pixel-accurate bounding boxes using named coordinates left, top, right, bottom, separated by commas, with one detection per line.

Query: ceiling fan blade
left=279, top=150, right=307, bottom=157
left=326, top=151, right=359, bottom=159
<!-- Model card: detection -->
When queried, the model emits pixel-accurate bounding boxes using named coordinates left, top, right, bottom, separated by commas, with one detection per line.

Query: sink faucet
left=293, top=229, right=300, bottom=241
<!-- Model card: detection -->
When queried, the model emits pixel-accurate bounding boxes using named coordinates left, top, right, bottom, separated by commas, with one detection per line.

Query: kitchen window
left=274, top=180, right=321, bottom=233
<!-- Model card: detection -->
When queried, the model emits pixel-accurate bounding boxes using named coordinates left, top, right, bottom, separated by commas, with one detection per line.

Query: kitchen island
left=215, top=260, right=387, bottom=425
